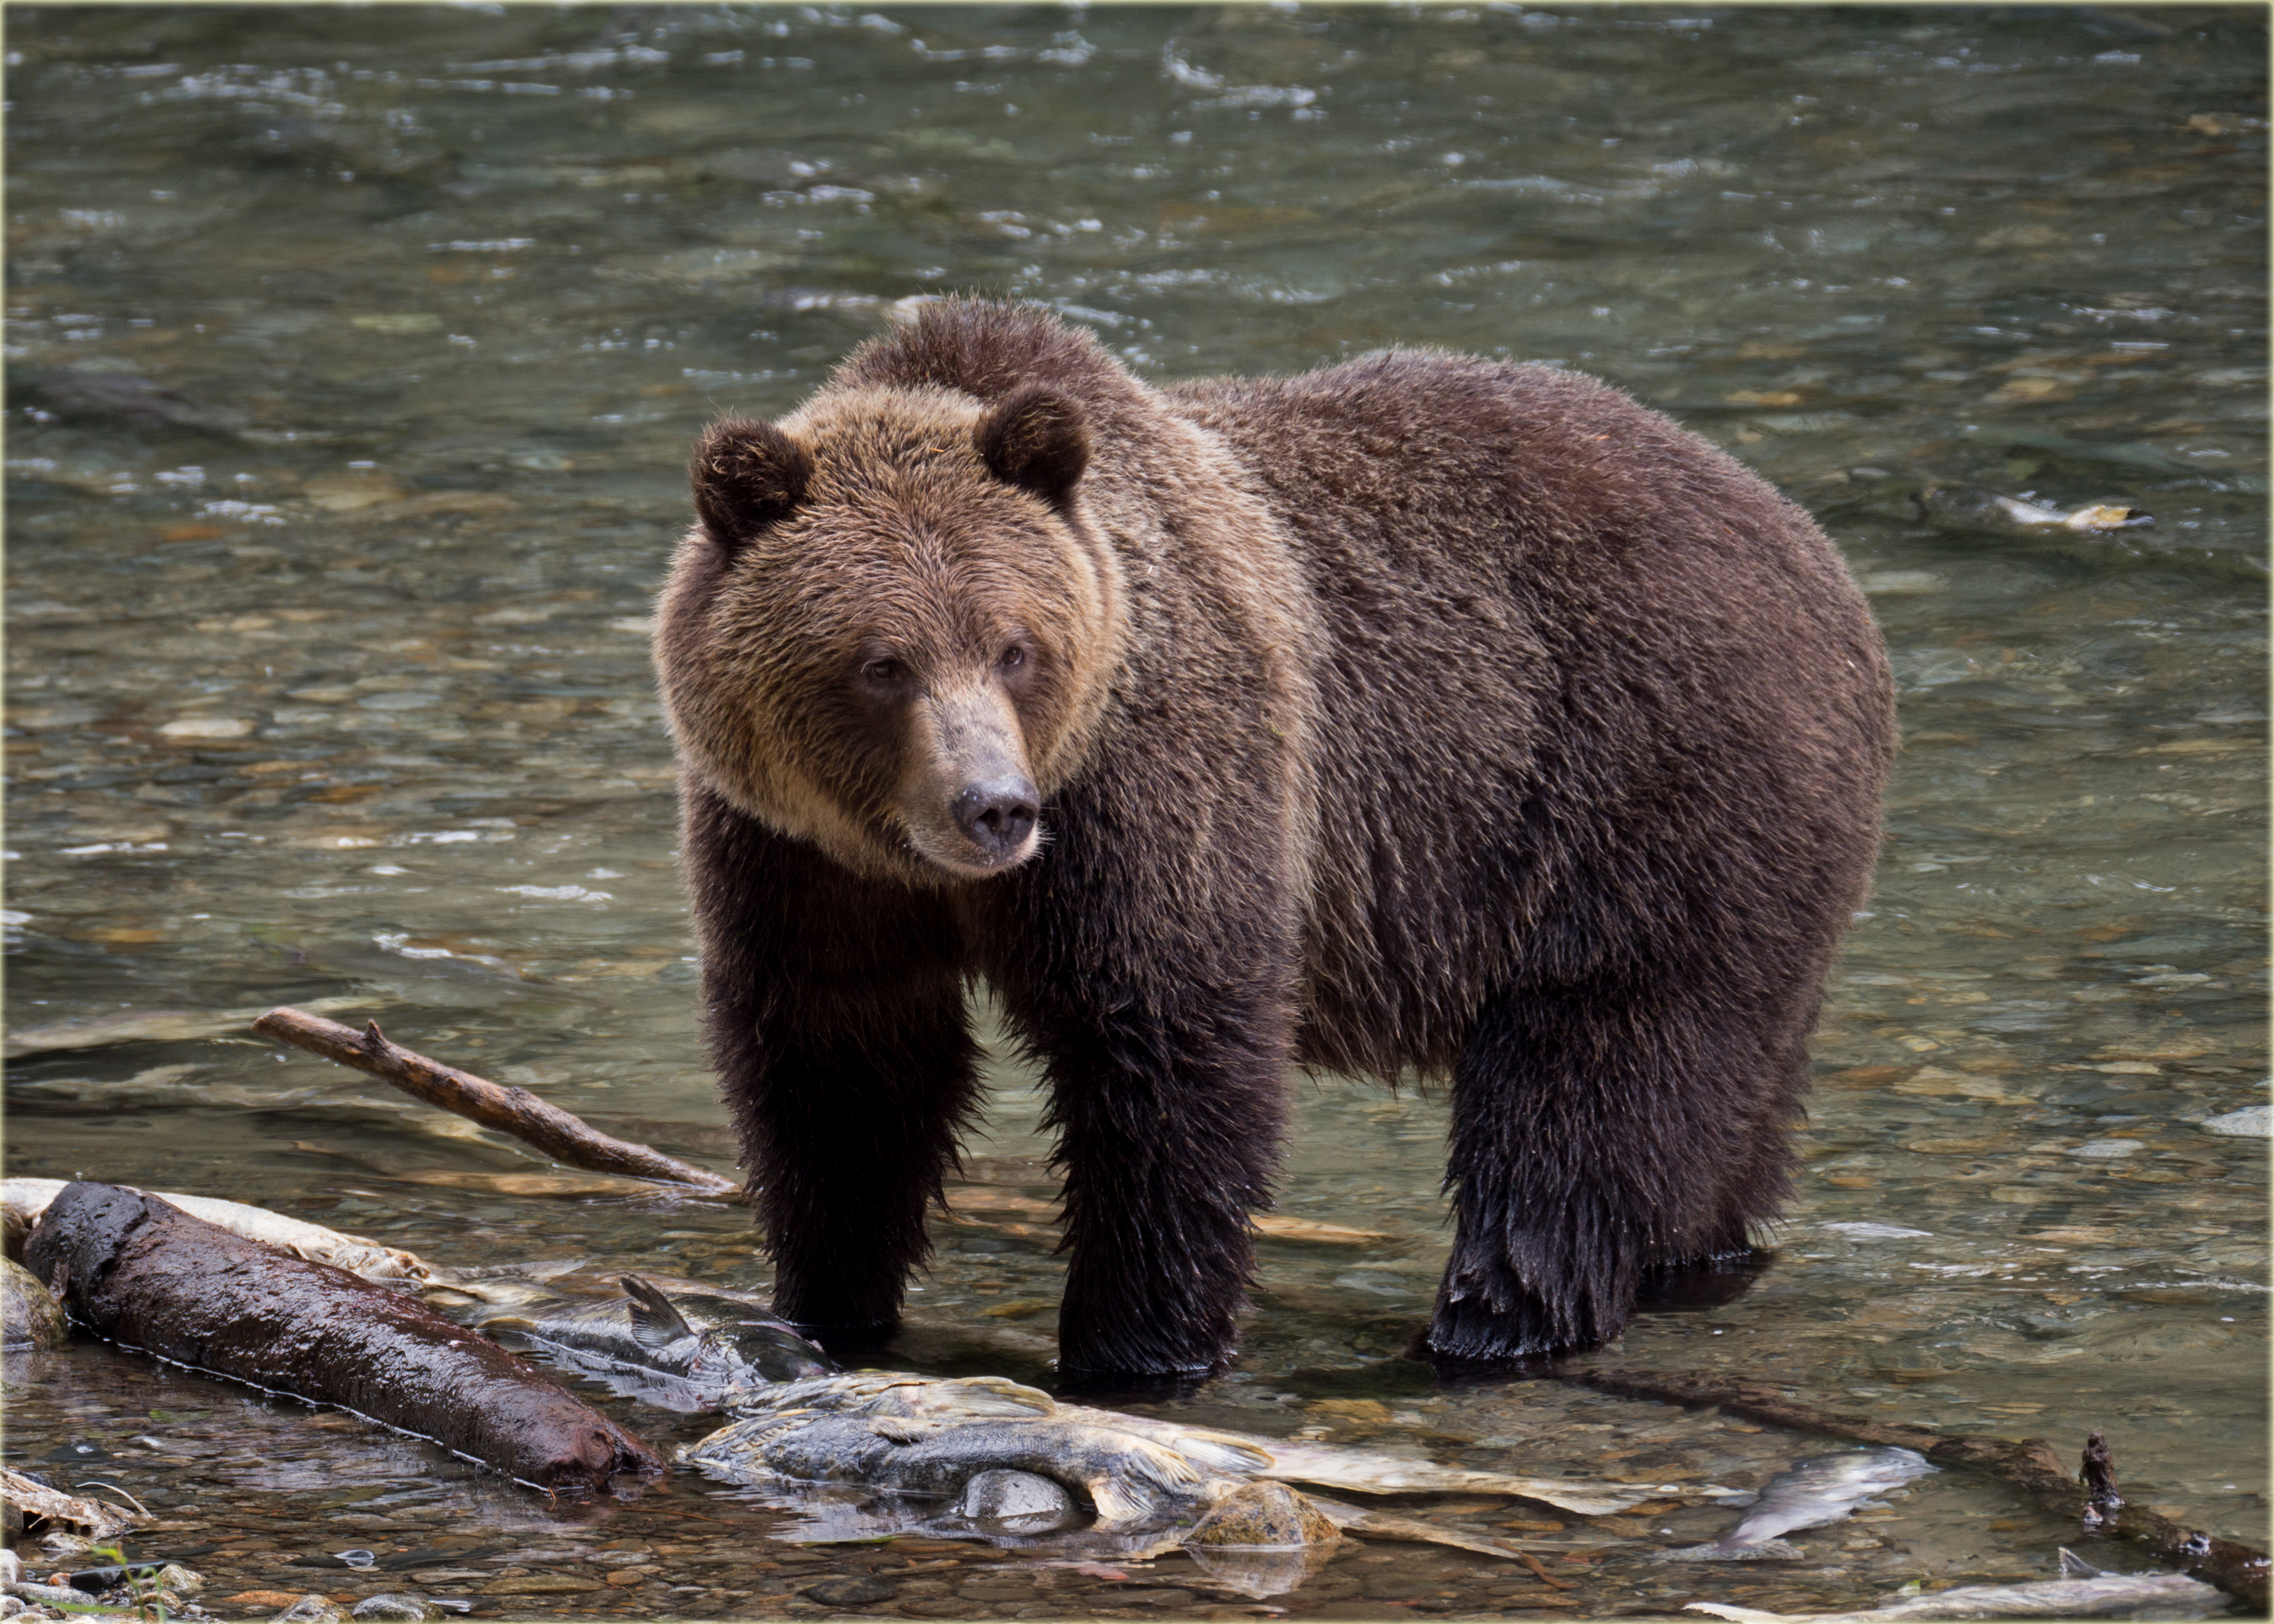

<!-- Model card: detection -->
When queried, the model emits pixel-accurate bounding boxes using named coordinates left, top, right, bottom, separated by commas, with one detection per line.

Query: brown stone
left=481, top=1574, right=606, bottom=1596
left=605, top=1570, right=649, bottom=1587
left=1360, top=1573, right=1437, bottom=1601
left=219, top=1591, right=306, bottom=1611
left=957, top=1584, right=1037, bottom=1603
left=1187, top=1482, right=1340, bottom=1548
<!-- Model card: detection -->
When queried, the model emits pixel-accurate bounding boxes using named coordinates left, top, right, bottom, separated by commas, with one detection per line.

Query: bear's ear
left=974, top=385, right=1089, bottom=510
left=690, top=417, right=813, bottom=553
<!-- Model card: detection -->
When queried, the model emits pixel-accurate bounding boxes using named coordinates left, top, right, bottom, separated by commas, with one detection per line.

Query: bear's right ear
left=690, top=417, right=813, bottom=553
left=975, top=385, right=1088, bottom=510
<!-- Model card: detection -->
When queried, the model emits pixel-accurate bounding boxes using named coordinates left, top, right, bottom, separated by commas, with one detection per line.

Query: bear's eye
left=998, top=645, right=1025, bottom=672
left=861, top=657, right=905, bottom=686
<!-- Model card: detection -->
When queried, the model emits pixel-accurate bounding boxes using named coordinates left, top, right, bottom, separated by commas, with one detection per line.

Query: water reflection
left=5, top=4, right=2265, bottom=1616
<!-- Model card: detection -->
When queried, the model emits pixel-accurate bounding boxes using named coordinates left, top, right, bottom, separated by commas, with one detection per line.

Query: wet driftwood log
left=1562, top=1365, right=2269, bottom=1612
left=24, top=1181, right=661, bottom=1493
left=252, top=1007, right=742, bottom=1199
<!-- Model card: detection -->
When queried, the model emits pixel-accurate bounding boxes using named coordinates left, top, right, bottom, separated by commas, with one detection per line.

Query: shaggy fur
left=654, top=300, right=1895, bottom=1377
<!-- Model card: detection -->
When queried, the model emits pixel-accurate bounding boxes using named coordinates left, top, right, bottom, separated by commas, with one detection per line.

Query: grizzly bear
left=654, top=299, right=1894, bottom=1380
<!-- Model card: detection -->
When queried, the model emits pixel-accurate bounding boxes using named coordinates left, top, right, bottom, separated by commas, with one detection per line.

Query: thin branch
left=252, top=1007, right=743, bottom=1200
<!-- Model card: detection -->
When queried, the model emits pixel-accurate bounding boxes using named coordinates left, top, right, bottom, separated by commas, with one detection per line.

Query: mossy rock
left=1189, top=1480, right=1340, bottom=1547
left=3, top=1254, right=68, bottom=1350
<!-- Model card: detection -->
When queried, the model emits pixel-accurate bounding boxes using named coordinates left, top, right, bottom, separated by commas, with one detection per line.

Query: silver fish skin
left=1685, top=1570, right=2224, bottom=1621
left=1657, top=1448, right=1933, bottom=1560
left=477, top=1276, right=834, bottom=1406
left=688, top=1408, right=1231, bottom=1529
left=715, top=1372, right=1675, bottom=1517
left=1061, top=1409, right=1674, bottom=1517
left=1911, top=485, right=2152, bottom=534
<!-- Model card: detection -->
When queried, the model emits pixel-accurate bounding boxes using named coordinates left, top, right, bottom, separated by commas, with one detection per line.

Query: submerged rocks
left=802, top=1575, right=900, bottom=1607
left=269, top=1597, right=345, bottom=1624
left=955, top=1467, right=1084, bottom=1534
left=1183, top=1483, right=1344, bottom=1599
left=2200, top=1104, right=2269, bottom=1137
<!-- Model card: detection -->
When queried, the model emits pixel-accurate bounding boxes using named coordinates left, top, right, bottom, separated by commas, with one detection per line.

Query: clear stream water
left=4, top=6, right=2265, bottom=1620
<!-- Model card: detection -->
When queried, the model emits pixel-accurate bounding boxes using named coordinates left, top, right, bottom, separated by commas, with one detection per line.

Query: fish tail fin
left=622, top=1275, right=697, bottom=1350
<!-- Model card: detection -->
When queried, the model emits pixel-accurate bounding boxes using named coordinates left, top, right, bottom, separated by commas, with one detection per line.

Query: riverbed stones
left=957, top=1467, right=1081, bottom=1532
left=479, top=1574, right=602, bottom=1596
left=347, top=1597, right=436, bottom=1621
left=268, top=1597, right=344, bottom=1624
left=2201, top=1105, right=2269, bottom=1136
left=800, top=1575, right=897, bottom=1606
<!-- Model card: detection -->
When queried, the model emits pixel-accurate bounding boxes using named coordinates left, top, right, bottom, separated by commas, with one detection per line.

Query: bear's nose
left=953, top=777, right=1039, bottom=857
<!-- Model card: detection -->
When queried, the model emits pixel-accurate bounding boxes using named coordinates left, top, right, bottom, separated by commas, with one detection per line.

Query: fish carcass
left=481, top=1274, right=1692, bottom=1563
left=467, top=1274, right=832, bottom=1410
left=1654, top=1448, right=1935, bottom=1561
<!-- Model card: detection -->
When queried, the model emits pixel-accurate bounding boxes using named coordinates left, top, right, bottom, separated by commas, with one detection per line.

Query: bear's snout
left=900, top=683, right=1044, bottom=877
left=953, top=776, right=1040, bottom=860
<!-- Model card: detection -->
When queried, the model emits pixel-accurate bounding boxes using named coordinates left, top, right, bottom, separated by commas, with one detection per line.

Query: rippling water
left=6, top=6, right=2265, bottom=1619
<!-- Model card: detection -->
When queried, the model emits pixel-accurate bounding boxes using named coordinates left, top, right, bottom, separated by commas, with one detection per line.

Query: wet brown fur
left=655, top=300, right=1896, bottom=1376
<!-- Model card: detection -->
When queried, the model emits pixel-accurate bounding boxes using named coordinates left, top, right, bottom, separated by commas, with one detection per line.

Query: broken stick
left=252, top=1006, right=743, bottom=1200
left=1558, top=1364, right=2268, bottom=1612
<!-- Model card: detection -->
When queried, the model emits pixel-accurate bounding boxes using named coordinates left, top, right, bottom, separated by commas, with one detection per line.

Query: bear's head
left=655, top=383, right=1124, bottom=885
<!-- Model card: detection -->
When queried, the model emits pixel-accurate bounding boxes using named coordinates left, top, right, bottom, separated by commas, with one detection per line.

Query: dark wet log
left=23, top=1181, right=661, bottom=1494
left=253, top=1007, right=743, bottom=1199
left=1560, top=1365, right=2268, bottom=1613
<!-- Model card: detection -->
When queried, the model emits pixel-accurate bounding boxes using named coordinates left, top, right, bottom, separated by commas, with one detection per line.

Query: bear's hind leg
left=1427, top=979, right=1788, bottom=1362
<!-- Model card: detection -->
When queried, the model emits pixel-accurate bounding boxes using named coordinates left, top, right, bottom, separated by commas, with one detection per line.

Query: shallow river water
left=4, top=6, right=2266, bottom=1620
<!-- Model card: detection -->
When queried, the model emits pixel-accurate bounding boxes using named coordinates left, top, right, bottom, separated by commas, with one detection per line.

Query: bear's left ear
left=690, top=417, right=813, bottom=554
left=975, top=385, right=1089, bottom=510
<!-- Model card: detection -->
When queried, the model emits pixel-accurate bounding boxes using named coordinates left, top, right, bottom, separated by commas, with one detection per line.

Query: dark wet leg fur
left=1010, top=976, right=1288, bottom=1382
left=1426, top=977, right=1809, bottom=1362
left=682, top=786, right=984, bottom=1335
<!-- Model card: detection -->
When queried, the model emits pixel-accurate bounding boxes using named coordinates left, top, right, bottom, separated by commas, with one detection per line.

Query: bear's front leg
left=683, top=786, right=981, bottom=1339
left=734, top=971, right=979, bottom=1338
left=1026, top=985, right=1290, bottom=1379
